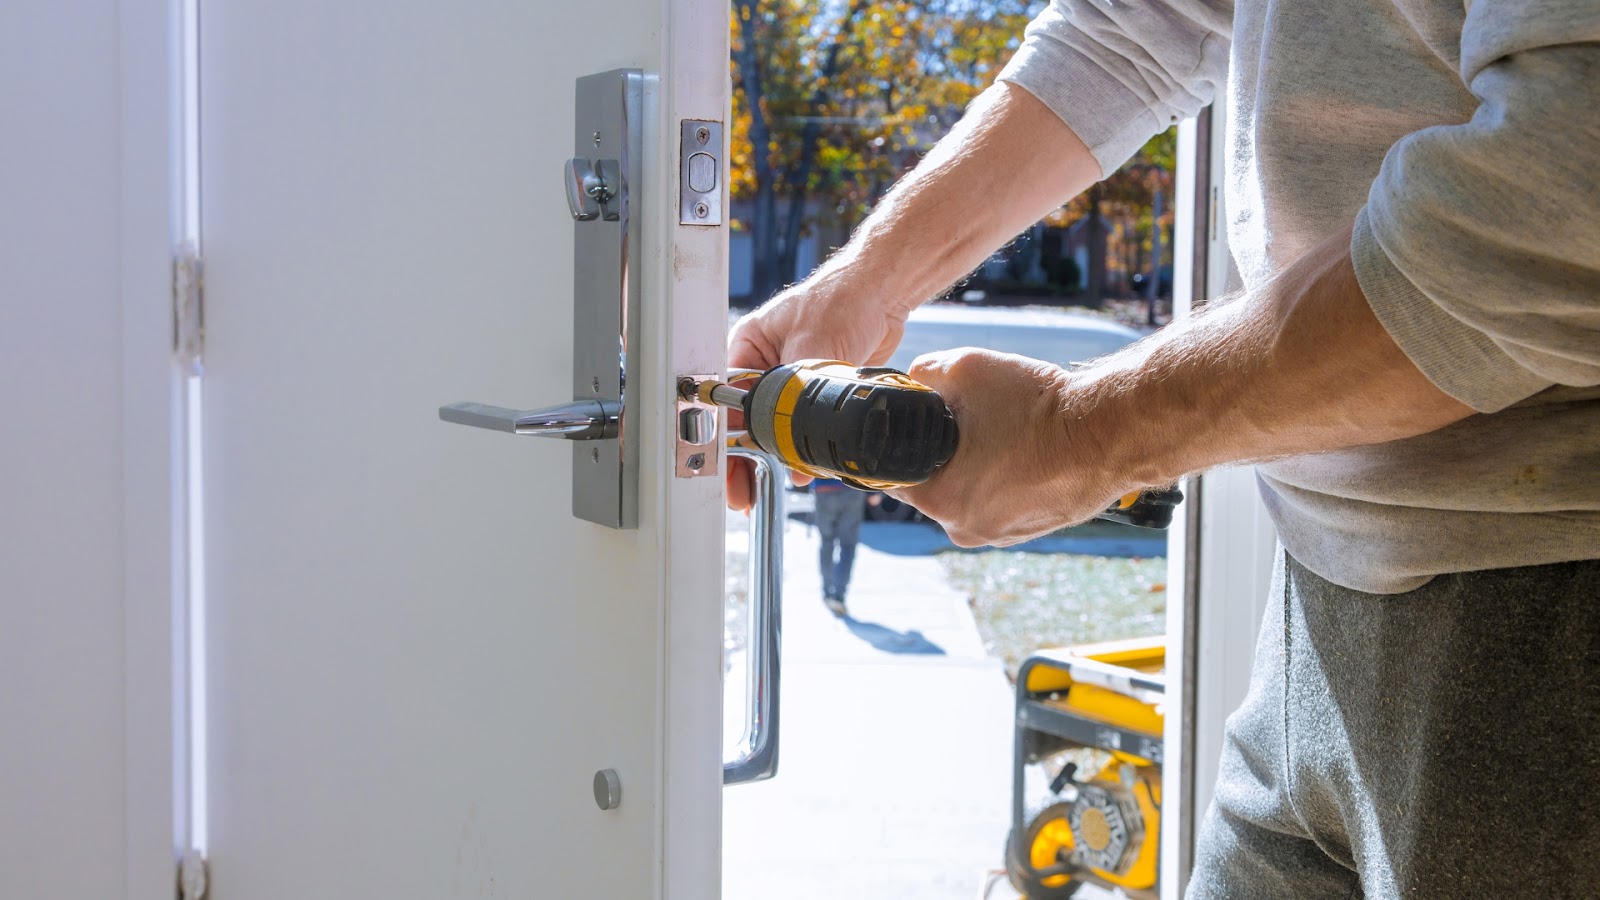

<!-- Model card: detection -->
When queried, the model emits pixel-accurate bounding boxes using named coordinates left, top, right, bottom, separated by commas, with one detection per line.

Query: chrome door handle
left=438, top=400, right=619, bottom=440
left=724, top=445, right=783, bottom=785
left=436, top=69, right=643, bottom=529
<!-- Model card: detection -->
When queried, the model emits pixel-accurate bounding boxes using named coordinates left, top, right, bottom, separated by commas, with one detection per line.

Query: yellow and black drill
left=690, top=359, right=1181, bottom=529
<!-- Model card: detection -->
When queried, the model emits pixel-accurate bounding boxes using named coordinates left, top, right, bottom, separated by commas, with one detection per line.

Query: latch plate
left=679, top=120, right=723, bottom=226
left=675, top=375, right=720, bottom=478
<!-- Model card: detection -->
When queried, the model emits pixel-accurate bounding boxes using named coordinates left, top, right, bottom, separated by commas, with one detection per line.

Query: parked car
left=868, top=305, right=1145, bottom=522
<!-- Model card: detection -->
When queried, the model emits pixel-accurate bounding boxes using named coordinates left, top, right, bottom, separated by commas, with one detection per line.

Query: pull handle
left=438, top=400, right=619, bottom=440
left=723, top=445, right=783, bottom=785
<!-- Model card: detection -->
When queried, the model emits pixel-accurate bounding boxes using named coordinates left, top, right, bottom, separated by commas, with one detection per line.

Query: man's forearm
left=812, top=82, right=1102, bottom=313
left=1076, top=225, right=1477, bottom=495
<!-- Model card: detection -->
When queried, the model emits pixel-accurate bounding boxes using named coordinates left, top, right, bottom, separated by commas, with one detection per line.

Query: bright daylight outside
left=720, top=2, right=1179, bottom=898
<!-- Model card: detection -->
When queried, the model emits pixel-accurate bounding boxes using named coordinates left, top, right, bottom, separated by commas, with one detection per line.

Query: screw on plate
left=695, top=126, right=710, bottom=145
left=592, top=376, right=601, bottom=393
left=593, top=131, right=602, bottom=147
left=591, top=447, right=600, bottom=463
left=686, top=453, right=706, bottom=471
left=694, top=202, right=709, bottom=219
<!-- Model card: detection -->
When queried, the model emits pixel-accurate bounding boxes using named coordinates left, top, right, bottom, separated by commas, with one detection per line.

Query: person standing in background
left=812, top=479, right=869, bottom=617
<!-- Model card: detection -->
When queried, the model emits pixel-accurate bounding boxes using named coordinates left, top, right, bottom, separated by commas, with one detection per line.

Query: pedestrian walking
left=812, top=479, right=867, bottom=617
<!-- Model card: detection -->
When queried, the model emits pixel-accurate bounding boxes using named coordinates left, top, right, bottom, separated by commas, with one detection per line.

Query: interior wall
left=0, top=1, right=133, bottom=895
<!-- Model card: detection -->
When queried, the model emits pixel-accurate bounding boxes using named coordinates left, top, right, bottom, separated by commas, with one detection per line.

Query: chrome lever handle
left=724, top=445, right=783, bottom=785
left=438, top=400, right=619, bottom=440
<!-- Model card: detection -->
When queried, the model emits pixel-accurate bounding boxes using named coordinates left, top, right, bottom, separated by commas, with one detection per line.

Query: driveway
left=722, top=515, right=1116, bottom=899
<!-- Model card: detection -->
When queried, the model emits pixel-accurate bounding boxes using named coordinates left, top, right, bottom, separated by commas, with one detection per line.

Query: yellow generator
left=1005, top=637, right=1165, bottom=899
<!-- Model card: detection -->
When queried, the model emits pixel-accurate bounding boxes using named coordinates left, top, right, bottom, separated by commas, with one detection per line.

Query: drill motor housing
left=729, top=359, right=1180, bottom=530
left=743, top=360, right=960, bottom=490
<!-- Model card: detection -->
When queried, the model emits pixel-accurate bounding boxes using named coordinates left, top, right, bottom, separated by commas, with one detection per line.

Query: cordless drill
left=690, top=360, right=1181, bottom=529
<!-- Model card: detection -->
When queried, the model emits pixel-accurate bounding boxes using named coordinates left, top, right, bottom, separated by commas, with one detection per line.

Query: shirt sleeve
left=1353, top=2, right=1600, bottom=413
left=996, top=0, right=1232, bottom=177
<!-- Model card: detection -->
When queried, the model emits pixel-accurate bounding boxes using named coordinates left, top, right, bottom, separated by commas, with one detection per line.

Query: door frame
left=653, top=0, right=735, bottom=893
left=1161, top=94, right=1279, bottom=899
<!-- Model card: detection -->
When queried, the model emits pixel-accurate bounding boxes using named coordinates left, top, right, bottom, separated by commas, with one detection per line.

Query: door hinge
left=177, top=848, right=209, bottom=900
left=173, top=242, right=204, bottom=375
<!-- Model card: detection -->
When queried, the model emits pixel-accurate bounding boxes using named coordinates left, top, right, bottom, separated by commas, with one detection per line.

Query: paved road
left=722, top=517, right=1117, bottom=900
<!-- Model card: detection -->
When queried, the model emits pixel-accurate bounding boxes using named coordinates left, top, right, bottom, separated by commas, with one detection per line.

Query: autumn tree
left=731, top=0, right=1178, bottom=318
left=730, top=0, right=1037, bottom=304
left=1055, top=128, right=1176, bottom=312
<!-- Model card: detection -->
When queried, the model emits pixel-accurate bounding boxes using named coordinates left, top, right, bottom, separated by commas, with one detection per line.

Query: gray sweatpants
left=1188, top=550, right=1600, bottom=899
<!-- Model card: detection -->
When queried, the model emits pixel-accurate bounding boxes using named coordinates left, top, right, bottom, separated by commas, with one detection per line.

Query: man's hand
left=889, top=349, right=1128, bottom=547
left=727, top=274, right=911, bottom=377
left=724, top=276, right=913, bottom=509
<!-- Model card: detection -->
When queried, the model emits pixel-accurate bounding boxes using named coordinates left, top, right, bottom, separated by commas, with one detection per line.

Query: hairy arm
left=893, top=226, right=1477, bottom=547
left=895, top=3, right=1600, bottom=545
left=731, top=80, right=1476, bottom=528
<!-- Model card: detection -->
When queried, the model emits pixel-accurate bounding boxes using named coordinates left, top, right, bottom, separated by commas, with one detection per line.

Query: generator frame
left=1009, top=638, right=1167, bottom=898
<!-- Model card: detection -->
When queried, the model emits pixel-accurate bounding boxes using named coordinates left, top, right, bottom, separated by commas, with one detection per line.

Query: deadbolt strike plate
left=675, top=375, right=720, bottom=478
left=679, top=120, right=723, bottom=226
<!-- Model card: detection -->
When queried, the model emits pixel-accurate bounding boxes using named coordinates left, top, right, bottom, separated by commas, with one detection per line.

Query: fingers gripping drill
left=688, top=360, right=1181, bottom=529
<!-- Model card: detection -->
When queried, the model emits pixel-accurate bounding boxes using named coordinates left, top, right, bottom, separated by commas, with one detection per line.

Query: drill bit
left=683, top=377, right=750, bottom=411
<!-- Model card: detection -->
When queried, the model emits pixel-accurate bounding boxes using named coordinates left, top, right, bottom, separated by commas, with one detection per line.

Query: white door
left=197, top=1, right=731, bottom=896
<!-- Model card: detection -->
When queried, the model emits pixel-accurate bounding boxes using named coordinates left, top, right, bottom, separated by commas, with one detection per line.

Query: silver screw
left=694, top=202, right=709, bottom=219
left=695, top=126, right=710, bottom=145
left=592, top=376, right=601, bottom=393
left=591, top=448, right=600, bottom=463
left=593, top=131, right=602, bottom=147
left=686, top=453, right=706, bottom=471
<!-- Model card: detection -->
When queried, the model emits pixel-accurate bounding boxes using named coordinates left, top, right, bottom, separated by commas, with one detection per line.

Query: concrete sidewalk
left=723, top=517, right=1118, bottom=900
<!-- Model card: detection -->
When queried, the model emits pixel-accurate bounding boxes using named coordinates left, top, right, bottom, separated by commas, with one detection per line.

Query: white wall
left=0, top=1, right=176, bottom=896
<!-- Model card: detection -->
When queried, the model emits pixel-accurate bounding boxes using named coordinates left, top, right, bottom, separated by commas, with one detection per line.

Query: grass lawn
left=940, top=550, right=1167, bottom=679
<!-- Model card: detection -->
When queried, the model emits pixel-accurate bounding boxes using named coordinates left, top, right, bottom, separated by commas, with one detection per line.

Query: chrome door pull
left=724, top=445, right=782, bottom=785
left=438, top=400, right=619, bottom=440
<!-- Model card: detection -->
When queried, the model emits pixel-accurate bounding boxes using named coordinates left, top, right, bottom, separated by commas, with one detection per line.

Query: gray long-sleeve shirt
left=998, top=0, right=1600, bottom=593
